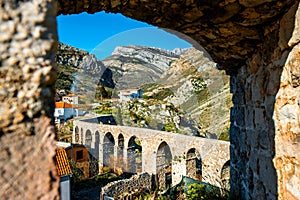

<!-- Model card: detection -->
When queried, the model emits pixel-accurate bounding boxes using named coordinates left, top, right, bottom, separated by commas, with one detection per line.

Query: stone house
left=119, top=89, right=143, bottom=101
left=61, top=95, right=86, bottom=117
left=65, top=144, right=90, bottom=180
left=62, top=95, right=79, bottom=105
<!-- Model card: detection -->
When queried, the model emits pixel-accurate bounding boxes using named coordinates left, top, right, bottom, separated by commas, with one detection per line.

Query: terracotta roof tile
left=55, top=148, right=72, bottom=176
left=55, top=102, right=73, bottom=108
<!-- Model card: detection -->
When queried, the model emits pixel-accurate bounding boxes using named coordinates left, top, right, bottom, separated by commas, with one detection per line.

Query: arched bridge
left=73, top=116, right=230, bottom=189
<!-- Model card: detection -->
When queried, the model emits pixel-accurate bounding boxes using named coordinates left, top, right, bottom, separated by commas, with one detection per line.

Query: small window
left=76, top=150, right=83, bottom=160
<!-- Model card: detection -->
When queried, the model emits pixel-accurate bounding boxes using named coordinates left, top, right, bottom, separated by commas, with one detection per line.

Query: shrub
left=186, top=183, right=206, bottom=200
left=218, top=126, right=230, bottom=141
left=162, top=122, right=177, bottom=133
left=186, top=183, right=229, bottom=200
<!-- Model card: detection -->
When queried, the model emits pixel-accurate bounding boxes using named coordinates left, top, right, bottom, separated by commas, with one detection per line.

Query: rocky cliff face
left=78, top=54, right=115, bottom=88
left=111, top=45, right=184, bottom=71
left=102, top=45, right=181, bottom=89
left=167, top=48, right=231, bottom=138
left=56, top=43, right=114, bottom=95
left=56, top=42, right=89, bottom=68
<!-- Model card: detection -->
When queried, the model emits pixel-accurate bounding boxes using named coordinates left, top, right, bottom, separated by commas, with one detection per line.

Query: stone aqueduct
left=73, top=117, right=230, bottom=188
left=1, top=0, right=300, bottom=199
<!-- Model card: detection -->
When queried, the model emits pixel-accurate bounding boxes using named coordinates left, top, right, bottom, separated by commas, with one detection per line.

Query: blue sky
left=57, top=11, right=192, bottom=60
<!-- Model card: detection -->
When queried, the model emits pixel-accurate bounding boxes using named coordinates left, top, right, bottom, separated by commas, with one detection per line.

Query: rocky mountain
left=56, top=42, right=88, bottom=68
left=55, top=43, right=115, bottom=104
left=56, top=43, right=188, bottom=92
left=78, top=54, right=115, bottom=88
left=102, top=45, right=181, bottom=90
left=56, top=43, right=114, bottom=86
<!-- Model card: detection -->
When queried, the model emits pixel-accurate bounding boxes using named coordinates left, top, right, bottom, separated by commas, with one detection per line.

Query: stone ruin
left=0, top=0, right=300, bottom=199
left=100, top=173, right=153, bottom=200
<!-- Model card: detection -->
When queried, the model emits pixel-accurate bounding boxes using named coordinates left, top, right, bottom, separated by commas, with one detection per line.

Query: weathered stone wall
left=230, top=2, right=300, bottom=199
left=274, top=3, right=300, bottom=199
left=0, top=1, right=58, bottom=199
left=100, top=172, right=153, bottom=200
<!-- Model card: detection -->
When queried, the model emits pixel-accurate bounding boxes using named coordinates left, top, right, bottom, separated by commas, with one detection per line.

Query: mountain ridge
left=102, top=45, right=182, bottom=90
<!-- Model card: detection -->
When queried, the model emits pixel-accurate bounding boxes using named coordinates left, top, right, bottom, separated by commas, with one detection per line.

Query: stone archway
left=1, top=1, right=300, bottom=199
left=156, top=141, right=172, bottom=190
left=85, top=129, right=92, bottom=148
left=186, top=148, right=202, bottom=181
left=127, top=136, right=142, bottom=174
left=103, top=132, right=115, bottom=170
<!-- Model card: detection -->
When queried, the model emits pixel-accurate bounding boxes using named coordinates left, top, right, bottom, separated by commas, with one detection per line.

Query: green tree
left=55, top=64, right=76, bottom=91
left=162, top=122, right=177, bottom=132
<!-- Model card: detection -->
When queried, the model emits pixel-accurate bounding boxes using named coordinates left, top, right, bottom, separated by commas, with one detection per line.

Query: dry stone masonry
left=0, top=0, right=300, bottom=199
left=101, top=172, right=153, bottom=199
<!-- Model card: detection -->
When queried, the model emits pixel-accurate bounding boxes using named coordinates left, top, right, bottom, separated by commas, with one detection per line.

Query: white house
left=119, top=89, right=143, bottom=101
left=54, top=102, right=75, bottom=124
left=62, top=95, right=79, bottom=105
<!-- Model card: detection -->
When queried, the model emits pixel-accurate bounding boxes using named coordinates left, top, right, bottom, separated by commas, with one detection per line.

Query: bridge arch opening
left=103, top=132, right=115, bottom=170
left=156, top=141, right=172, bottom=190
left=186, top=148, right=202, bottom=181
left=85, top=129, right=92, bottom=148
left=94, top=131, right=100, bottom=159
left=74, top=126, right=79, bottom=143
left=127, top=136, right=142, bottom=174
left=221, top=160, right=230, bottom=191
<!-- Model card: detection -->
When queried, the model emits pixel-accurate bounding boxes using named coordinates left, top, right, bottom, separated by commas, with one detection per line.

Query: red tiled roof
left=63, top=94, right=77, bottom=97
left=55, top=102, right=73, bottom=108
left=55, top=148, right=72, bottom=176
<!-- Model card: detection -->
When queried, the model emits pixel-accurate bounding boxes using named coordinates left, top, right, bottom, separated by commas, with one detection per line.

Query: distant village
left=54, top=88, right=143, bottom=124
